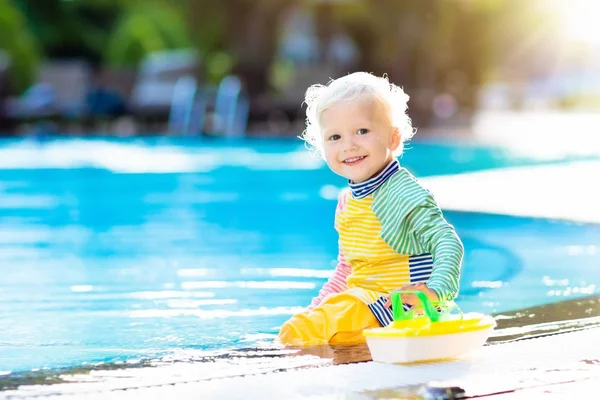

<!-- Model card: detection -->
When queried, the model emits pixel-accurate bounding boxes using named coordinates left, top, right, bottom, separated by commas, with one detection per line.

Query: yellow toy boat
left=363, top=291, right=496, bottom=364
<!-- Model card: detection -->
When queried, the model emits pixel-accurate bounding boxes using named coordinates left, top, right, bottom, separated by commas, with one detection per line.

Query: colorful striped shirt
left=309, top=159, right=463, bottom=325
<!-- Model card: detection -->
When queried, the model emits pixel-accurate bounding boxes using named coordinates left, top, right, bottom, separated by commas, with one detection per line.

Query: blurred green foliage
left=105, top=3, right=192, bottom=67
left=13, top=0, right=192, bottom=67
left=0, top=0, right=40, bottom=93
left=8, top=0, right=234, bottom=84
left=13, top=0, right=118, bottom=62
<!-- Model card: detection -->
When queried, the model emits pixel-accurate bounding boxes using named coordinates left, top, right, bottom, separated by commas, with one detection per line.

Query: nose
left=342, top=135, right=358, bottom=152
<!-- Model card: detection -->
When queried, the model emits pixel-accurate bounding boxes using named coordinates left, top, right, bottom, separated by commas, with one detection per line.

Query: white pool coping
left=420, top=160, right=600, bottom=225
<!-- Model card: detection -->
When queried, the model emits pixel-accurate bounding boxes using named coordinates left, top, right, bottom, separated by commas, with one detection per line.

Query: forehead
left=320, top=96, right=390, bottom=129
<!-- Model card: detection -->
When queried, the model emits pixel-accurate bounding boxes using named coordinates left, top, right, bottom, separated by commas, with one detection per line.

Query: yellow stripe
left=338, top=196, right=413, bottom=295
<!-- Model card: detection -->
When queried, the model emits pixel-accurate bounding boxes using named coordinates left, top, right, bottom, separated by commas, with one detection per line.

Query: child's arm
left=406, top=200, right=464, bottom=302
left=308, top=189, right=351, bottom=309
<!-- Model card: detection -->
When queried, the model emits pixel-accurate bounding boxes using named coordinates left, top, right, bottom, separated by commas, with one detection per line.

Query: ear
left=390, top=127, right=401, bottom=151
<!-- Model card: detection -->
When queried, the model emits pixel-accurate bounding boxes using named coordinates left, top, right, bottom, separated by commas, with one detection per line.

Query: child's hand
left=383, top=282, right=439, bottom=308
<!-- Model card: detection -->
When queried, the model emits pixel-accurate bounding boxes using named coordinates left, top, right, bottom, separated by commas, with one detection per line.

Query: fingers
left=392, top=283, right=426, bottom=305
left=386, top=283, right=429, bottom=309
left=401, top=292, right=419, bottom=306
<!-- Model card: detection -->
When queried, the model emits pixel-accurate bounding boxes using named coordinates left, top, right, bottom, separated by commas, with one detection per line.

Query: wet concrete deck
left=2, top=326, right=599, bottom=399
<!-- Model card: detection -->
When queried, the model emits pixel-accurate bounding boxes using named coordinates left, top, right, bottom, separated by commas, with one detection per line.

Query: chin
left=350, top=175, right=369, bottom=183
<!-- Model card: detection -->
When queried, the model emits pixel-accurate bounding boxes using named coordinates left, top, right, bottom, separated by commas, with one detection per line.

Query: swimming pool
left=0, top=137, right=598, bottom=374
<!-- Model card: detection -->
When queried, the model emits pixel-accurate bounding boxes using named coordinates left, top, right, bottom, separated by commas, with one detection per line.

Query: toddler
left=278, top=72, right=464, bottom=346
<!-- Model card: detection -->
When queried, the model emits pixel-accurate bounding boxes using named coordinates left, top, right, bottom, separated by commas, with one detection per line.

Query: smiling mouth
left=343, top=156, right=366, bottom=164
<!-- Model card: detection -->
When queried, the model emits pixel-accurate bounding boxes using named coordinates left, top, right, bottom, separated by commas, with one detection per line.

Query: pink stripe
left=308, top=257, right=351, bottom=309
left=309, top=191, right=352, bottom=309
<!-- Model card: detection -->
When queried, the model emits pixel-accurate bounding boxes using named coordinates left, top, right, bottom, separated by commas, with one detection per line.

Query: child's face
left=320, top=97, right=400, bottom=183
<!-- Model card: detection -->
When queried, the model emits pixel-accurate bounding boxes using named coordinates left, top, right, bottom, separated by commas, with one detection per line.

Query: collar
left=349, top=159, right=400, bottom=199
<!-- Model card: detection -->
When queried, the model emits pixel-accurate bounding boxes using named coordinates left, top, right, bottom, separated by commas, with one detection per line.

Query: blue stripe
left=409, top=252, right=433, bottom=283
left=368, top=297, right=394, bottom=326
left=410, top=261, right=433, bottom=267
left=410, top=258, right=433, bottom=264
left=410, top=265, right=433, bottom=273
left=409, top=253, right=432, bottom=261
left=352, top=172, right=396, bottom=197
left=409, top=263, right=433, bottom=271
left=375, top=298, right=393, bottom=325
left=349, top=159, right=400, bottom=199
left=354, top=169, right=396, bottom=194
left=411, top=272, right=430, bottom=277
left=411, top=270, right=432, bottom=276
left=410, top=261, right=434, bottom=267
left=369, top=305, right=390, bottom=326
left=410, top=269, right=433, bottom=276
left=410, top=273, right=432, bottom=281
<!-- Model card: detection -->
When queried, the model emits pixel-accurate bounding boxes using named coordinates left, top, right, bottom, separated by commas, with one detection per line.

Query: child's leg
left=278, top=293, right=380, bottom=346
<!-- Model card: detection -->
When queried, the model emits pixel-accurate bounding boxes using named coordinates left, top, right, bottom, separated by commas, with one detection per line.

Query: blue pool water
left=0, top=137, right=598, bottom=373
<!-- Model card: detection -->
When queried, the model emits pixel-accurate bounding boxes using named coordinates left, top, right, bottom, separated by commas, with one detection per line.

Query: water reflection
left=490, top=294, right=600, bottom=342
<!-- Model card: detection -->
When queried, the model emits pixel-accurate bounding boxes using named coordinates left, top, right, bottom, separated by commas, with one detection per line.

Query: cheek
left=370, top=134, right=390, bottom=150
left=322, top=144, right=336, bottom=162
left=360, top=134, right=380, bottom=149
left=374, top=133, right=387, bottom=144
left=323, top=140, right=339, bottom=152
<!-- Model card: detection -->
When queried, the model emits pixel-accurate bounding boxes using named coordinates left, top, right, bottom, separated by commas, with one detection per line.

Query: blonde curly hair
left=299, top=72, right=416, bottom=159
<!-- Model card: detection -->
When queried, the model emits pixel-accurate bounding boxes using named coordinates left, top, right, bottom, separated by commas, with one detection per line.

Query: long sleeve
left=308, top=248, right=351, bottom=309
left=308, top=189, right=352, bottom=309
left=406, top=201, right=464, bottom=302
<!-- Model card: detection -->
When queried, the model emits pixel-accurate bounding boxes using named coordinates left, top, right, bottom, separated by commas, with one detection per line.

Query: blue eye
left=357, top=128, right=369, bottom=135
left=329, top=134, right=341, bottom=141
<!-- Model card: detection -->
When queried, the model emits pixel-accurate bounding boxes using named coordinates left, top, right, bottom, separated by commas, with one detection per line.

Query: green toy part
left=391, top=291, right=463, bottom=323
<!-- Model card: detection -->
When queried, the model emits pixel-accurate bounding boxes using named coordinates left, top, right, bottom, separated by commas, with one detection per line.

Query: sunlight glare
left=554, top=0, right=600, bottom=44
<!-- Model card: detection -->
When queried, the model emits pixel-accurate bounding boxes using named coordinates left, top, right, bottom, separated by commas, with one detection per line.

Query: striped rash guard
left=309, top=159, right=464, bottom=327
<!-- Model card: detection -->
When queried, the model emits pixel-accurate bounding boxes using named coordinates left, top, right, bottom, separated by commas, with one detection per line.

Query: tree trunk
left=225, top=1, right=296, bottom=98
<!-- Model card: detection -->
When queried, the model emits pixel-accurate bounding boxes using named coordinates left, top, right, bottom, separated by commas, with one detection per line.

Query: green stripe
left=373, top=167, right=464, bottom=301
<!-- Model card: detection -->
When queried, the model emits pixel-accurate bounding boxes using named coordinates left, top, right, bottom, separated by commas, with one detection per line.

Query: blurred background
left=1, top=0, right=599, bottom=138
left=1, top=0, right=599, bottom=378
